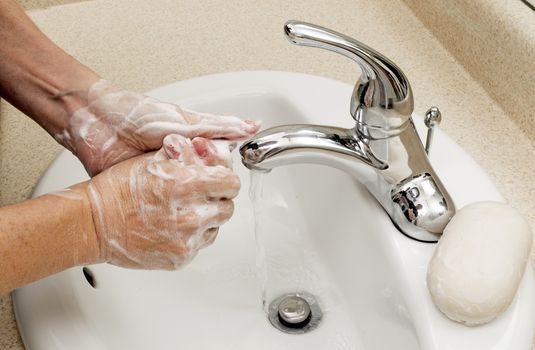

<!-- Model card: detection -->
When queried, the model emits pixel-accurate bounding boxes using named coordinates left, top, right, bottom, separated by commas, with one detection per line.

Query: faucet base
left=391, top=172, right=453, bottom=242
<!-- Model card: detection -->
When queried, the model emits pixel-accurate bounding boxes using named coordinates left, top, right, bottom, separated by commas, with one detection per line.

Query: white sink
left=14, top=71, right=535, bottom=349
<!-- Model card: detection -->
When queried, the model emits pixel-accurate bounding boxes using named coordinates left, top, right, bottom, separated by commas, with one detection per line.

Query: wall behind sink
left=402, top=0, right=535, bottom=143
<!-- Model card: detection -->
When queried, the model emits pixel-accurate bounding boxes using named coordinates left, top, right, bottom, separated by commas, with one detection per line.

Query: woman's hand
left=85, top=134, right=239, bottom=269
left=56, top=80, right=259, bottom=176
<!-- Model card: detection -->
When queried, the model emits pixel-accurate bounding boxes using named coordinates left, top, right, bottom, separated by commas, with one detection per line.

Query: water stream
left=249, top=171, right=269, bottom=313
left=247, top=169, right=364, bottom=348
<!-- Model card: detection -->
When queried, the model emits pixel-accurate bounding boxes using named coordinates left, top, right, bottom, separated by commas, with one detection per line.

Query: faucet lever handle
left=284, top=21, right=414, bottom=136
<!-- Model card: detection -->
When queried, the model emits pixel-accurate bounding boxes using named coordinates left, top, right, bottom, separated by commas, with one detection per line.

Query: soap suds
left=51, top=79, right=255, bottom=269
left=53, top=79, right=259, bottom=176
left=87, top=133, right=239, bottom=270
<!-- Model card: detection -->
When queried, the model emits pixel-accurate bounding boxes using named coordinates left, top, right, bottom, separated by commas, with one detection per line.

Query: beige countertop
left=1, top=0, right=534, bottom=348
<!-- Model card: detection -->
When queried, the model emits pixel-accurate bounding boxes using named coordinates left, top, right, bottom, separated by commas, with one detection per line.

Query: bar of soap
left=427, top=201, right=532, bottom=326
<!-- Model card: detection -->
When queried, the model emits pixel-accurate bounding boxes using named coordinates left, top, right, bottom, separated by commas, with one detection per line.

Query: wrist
left=49, top=66, right=102, bottom=116
left=69, top=182, right=105, bottom=265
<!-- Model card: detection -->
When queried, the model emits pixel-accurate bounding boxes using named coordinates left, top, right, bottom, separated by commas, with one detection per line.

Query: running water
left=249, top=171, right=269, bottom=313
left=247, top=169, right=364, bottom=348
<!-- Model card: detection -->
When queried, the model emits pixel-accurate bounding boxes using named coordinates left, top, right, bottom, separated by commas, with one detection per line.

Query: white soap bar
left=427, top=201, right=532, bottom=326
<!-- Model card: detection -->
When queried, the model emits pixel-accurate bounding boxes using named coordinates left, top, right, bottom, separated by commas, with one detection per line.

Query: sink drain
left=268, top=292, right=322, bottom=334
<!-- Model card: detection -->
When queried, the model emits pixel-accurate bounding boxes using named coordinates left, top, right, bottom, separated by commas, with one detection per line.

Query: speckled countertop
left=1, top=0, right=534, bottom=348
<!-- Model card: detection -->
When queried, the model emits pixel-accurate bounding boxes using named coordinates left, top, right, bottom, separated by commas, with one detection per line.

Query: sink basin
left=14, top=71, right=535, bottom=349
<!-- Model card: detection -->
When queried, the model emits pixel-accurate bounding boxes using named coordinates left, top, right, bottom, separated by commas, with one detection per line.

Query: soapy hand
left=86, top=134, right=239, bottom=269
left=56, top=80, right=260, bottom=176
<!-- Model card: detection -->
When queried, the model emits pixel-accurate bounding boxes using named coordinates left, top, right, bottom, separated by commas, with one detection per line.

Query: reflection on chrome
left=240, top=21, right=455, bottom=242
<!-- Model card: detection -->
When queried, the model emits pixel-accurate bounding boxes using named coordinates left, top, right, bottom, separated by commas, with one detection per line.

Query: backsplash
left=402, top=0, right=535, bottom=144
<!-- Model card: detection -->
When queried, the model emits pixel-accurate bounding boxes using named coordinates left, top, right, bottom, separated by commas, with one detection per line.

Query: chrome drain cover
left=268, top=292, right=323, bottom=334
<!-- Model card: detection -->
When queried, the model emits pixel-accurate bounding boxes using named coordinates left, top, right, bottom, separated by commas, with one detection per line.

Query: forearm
left=0, top=183, right=100, bottom=295
left=0, top=0, right=100, bottom=136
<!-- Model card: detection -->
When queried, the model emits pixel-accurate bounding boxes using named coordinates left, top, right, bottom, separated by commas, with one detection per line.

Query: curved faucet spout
left=240, top=124, right=388, bottom=172
left=240, top=121, right=455, bottom=243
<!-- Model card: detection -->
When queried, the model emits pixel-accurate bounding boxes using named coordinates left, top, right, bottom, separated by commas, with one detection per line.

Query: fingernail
left=244, top=119, right=261, bottom=132
left=163, top=134, right=187, bottom=159
left=164, top=143, right=181, bottom=159
left=192, top=138, right=209, bottom=158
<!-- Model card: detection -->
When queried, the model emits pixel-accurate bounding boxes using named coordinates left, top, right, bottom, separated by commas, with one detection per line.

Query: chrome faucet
left=239, top=21, right=455, bottom=242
